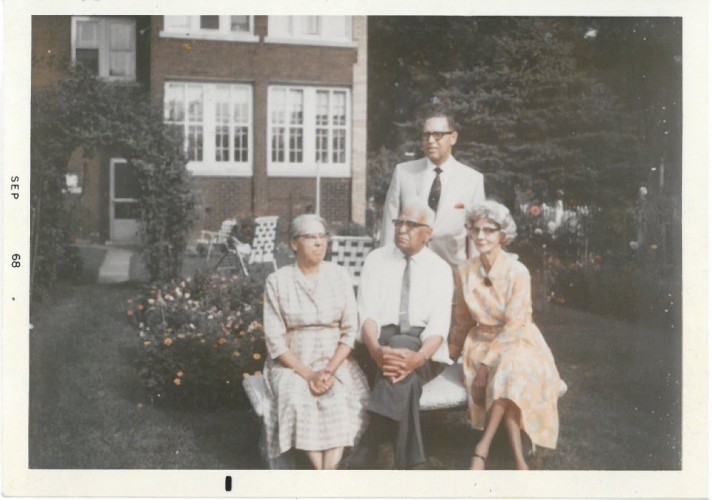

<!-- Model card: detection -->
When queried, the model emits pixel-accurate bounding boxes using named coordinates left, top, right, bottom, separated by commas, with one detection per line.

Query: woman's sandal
left=470, top=453, right=487, bottom=470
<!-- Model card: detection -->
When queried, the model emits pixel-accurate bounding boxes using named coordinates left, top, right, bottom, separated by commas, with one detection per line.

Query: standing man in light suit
left=380, top=113, right=485, bottom=267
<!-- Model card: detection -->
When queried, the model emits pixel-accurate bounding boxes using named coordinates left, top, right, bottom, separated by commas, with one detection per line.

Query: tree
left=429, top=19, right=643, bottom=208
left=31, top=68, right=197, bottom=299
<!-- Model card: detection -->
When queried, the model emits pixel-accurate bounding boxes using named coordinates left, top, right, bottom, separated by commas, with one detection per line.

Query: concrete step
left=98, top=247, right=133, bottom=284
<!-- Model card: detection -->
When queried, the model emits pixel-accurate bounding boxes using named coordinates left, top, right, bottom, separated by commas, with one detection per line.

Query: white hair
left=401, top=197, right=435, bottom=226
left=466, top=200, right=517, bottom=245
left=289, top=213, right=327, bottom=240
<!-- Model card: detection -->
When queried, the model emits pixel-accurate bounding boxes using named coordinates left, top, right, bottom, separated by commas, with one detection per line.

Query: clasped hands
left=375, top=346, right=425, bottom=384
left=306, top=369, right=334, bottom=396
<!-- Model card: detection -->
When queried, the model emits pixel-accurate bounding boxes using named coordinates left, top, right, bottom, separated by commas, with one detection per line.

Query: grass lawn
left=29, top=251, right=681, bottom=470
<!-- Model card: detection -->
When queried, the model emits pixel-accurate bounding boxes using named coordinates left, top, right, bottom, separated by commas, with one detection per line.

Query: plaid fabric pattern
left=262, top=262, right=369, bottom=458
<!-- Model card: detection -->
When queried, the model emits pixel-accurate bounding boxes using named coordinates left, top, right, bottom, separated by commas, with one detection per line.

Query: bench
left=242, top=362, right=468, bottom=468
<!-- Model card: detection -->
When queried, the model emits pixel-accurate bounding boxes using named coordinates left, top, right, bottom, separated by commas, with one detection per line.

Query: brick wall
left=31, top=16, right=71, bottom=89
left=151, top=15, right=362, bottom=239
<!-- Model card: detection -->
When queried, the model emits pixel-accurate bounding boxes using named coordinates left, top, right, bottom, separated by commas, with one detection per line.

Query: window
left=268, top=86, right=350, bottom=177
left=72, top=17, right=136, bottom=81
left=266, top=16, right=354, bottom=47
left=165, top=82, right=253, bottom=176
left=161, top=16, right=257, bottom=42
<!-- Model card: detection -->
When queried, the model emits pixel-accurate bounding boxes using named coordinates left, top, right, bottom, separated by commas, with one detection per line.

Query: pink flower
left=529, top=205, right=541, bottom=217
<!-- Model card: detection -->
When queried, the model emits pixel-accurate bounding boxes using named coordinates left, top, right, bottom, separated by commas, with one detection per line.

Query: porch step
left=98, top=247, right=133, bottom=284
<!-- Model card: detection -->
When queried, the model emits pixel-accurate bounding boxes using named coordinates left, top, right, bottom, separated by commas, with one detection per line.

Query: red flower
left=529, top=205, right=541, bottom=217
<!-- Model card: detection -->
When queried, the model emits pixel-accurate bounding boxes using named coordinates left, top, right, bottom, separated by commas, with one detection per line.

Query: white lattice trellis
left=329, top=235, right=374, bottom=288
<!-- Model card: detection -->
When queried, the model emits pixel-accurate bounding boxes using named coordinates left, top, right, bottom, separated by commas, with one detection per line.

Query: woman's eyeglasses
left=297, top=233, right=330, bottom=241
left=392, top=219, right=430, bottom=230
left=421, top=131, right=454, bottom=141
left=466, top=225, right=500, bottom=235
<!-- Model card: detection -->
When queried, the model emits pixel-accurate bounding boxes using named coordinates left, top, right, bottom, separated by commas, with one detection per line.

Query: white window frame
left=160, top=16, right=259, bottom=43
left=267, top=85, right=351, bottom=178
left=71, top=16, right=136, bottom=81
left=265, top=16, right=356, bottom=47
left=164, top=82, right=253, bottom=177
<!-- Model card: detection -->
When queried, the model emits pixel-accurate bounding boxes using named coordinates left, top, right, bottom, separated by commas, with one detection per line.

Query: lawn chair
left=223, top=216, right=280, bottom=275
left=197, top=219, right=237, bottom=261
left=328, top=235, right=374, bottom=290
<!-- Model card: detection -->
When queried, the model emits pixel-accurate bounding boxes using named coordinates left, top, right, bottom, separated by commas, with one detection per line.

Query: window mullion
left=204, top=85, right=216, bottom=162
left=303, top=88, right=316, bottom=168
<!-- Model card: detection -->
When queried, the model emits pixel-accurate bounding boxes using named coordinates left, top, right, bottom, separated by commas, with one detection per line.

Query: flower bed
left=128, top=267, right=271, bottom=408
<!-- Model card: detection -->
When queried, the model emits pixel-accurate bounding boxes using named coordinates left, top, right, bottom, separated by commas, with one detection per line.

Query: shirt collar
left=393, top=245, right=428, bottom=264
left=426, top=155, right=456, bottom=173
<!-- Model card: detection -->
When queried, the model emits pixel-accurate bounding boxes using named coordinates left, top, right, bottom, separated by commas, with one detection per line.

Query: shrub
left=31, top=67, right=196, bottom=301
left=129, top=266, right=271, bottom=408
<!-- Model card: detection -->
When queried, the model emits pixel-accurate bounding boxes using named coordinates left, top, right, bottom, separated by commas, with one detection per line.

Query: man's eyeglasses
left=421, top=131, right=454, bottom=141
left=466, top=225, right=500, bottom=235
left=297, top=233, right=330, bottom=241
left=393, top=219, right=430, bottom=230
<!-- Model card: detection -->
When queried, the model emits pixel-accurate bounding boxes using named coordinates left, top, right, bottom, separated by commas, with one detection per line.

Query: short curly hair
left=465, top=200, right=517, bottom=246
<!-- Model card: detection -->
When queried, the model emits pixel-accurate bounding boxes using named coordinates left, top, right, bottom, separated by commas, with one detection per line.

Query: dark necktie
left=399, top=256, right=411, bottom=334
left=428, top=167, right=442, bottom=212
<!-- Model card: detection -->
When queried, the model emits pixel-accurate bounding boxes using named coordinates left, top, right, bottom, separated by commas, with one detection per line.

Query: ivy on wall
left=31, top=68, right=197, bottom=299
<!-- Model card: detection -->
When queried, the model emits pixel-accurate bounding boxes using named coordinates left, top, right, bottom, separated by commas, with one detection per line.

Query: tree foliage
left=31, top=68, right=197, bottom=298
left=367, top=17, right=682, bottom=211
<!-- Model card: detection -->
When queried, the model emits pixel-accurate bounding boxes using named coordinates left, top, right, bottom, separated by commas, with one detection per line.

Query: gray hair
left=289, top=213, right=327, bottom=240
left=466, top=200, right=517, bottom=245
left=401, top=197, right=435, bottom=227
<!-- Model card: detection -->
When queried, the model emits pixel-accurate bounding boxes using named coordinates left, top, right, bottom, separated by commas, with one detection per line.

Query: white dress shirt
left=357, top=244, right=454, bottom=365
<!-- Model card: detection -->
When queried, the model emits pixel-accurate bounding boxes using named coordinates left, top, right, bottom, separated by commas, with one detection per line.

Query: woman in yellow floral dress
left=449, top=201, right=564, bottom=470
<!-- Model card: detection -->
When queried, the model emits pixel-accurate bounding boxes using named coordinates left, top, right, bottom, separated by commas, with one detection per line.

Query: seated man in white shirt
left=343, top=198, right=454, bottom=469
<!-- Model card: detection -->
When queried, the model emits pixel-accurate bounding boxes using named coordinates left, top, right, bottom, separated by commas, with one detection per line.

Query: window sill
left=263, top=36, right=357, bottom=48
left=267, top=164, right=351, bottom=178
left=186, top=162, right=253, bottom=177
left=159, top=31, right=260, bottom=43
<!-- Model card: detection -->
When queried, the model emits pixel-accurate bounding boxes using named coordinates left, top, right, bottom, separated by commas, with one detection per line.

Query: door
left=109, top=158, right=140, bottom=242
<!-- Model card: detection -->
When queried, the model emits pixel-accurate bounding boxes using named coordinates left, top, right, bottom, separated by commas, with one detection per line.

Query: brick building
left=31, top=15, right=368, bottom=243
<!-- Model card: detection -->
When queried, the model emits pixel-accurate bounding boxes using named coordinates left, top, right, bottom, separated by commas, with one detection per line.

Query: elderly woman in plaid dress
left=262, top=214, right=369, bottom=469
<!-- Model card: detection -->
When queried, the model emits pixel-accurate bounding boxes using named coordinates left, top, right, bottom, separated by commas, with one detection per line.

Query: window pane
left=272, top=128, right=285, bottom=162
left=271, top=89, right=286, bottom=125
left=188, top=125, right=203, bottom=161
left=114, top=162, right=141, bottom=199
left=316, top=91, right=329, bottom=126
left=109, top=52, right=131, bottom=76
left=186, top=86, right=203, bottom=121
left=165, top=85, right=185, bottom=121
left=76, top=20, right=100, bottom=47
left=200, top=16, right=219, bottom=30
left=234, top=127, right=248, bottom=162
left=114, top=202, right=141, bottom=220
left=75, top=48, right=99, bottom=74
left=333, top=91, right=347, bottom=126
left=289, top=90, right=303, bottom=125
left=316, top=128, right=329, bottom=163
left=231, top=16, right=250, bottom=32
left=109, top=23, right=132, bottom=50
left=165, top=16, right=190, bottom=30
left=216, top=125, right=230, bottom=162
left=332, top=130, right=346, bottom=163
left=289, top=128, right=303, bottom=163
